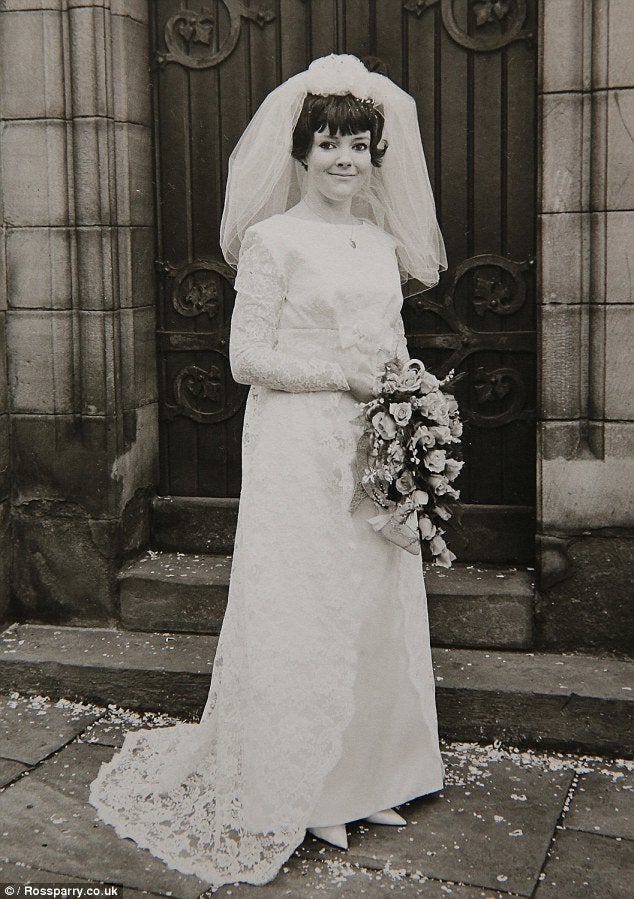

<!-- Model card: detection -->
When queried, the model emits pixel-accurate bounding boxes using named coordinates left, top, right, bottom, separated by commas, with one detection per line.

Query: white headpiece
left=220, top=54, right=447, bottom=287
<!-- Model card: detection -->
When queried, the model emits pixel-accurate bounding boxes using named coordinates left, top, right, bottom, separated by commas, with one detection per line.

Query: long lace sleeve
left=394, top=309, right=411, bottom=368
left=229, top=228, right=350, bottom=392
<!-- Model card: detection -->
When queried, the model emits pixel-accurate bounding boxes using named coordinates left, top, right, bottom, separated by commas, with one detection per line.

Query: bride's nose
left=335, top=147, right=352, bottom=166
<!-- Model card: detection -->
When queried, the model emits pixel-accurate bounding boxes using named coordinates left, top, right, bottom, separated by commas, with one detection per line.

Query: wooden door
left=152, top=0, right=537, bottom=562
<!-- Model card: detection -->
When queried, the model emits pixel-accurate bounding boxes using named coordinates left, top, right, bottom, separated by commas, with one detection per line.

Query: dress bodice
left=229, top=212, right=409, bottom=392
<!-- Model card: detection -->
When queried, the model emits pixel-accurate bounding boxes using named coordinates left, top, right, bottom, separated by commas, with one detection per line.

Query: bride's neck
left=300, top=191, right=353, bottom=224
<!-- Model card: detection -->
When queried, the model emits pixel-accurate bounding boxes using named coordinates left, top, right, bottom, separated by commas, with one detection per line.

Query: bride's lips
left=329, top=172, right=356, bottom=178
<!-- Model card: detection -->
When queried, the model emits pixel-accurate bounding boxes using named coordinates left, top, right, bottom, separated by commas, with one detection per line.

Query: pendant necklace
left=302, top=199, right=359, bottom=248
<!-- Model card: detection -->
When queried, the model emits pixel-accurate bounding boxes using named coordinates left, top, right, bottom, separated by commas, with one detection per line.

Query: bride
left=89, top=53, right=447, bottom=892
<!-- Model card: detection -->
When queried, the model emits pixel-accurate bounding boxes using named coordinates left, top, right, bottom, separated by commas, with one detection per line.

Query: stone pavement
left=0, top=692, right=632, bottom=898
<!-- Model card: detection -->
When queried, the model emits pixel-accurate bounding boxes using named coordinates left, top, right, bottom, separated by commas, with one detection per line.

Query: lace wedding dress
left=88, top=212, right=445, bottom=891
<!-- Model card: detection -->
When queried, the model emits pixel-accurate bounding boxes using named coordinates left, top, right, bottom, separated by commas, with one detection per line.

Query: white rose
left=449, top=417, right=463, bottom=438
left=433, top=504, right=451, bottom=521
left=388, top=442, right=405, bottom=463
left=389, top=401, right=413, bottom=426
left=397, top=368, right=423, bottom=392
left=413, top=425, right=435, bottom=449
left=419, top=370, right=440, bottom=395
left=429, top=425, right=451, bottom=445
left=418, top=391, right=446, bottom=420
left=435, top=548, right=457, bottom=568
left=430, top=533, right=447, bottom=555
left=427, top=473, right=451, bottom=495
left=444, top=458, right=464, bottom=481
left=425, top=449, right=447, bottom=473
left=412, top=489, right=429, bottom=508
left=434, top=408, right=451, bottom=427
left=372, top=411, right=397, bottom=440
left=418, top=516, right=436, bottom=539
left=395, top=470, right=416, bottom=494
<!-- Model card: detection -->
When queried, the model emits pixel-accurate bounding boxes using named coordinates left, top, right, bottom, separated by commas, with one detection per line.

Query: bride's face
left=303, top=129, right=372, bottom=203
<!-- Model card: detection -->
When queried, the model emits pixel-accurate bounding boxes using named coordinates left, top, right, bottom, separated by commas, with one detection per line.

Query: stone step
left=0, top=622, right=631, bottom=756
left=0, top=623, right=217, bottom=718
left=426, top=563, right=535, bottom=648
left=119, top=550, right=535, bottom=648
left=152, top=496, right=239, bottom=555
left=118, top=551, right=233, bottom=635
left=151, top=495, right=535, bottom=563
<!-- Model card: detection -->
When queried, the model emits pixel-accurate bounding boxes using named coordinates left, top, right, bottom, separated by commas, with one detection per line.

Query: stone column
left=0, top=0, right=158, bottom=625
left=0, top=205, right=8, bottom=623
left=537, top=0, right=634, bottom=651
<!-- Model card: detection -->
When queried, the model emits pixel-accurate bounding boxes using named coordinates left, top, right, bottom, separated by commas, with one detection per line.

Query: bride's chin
left=321, top=183, right=365, bottom=202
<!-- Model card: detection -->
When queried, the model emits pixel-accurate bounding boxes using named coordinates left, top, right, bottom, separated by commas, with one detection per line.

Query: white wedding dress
left=88, top=212, right=445, bottom=891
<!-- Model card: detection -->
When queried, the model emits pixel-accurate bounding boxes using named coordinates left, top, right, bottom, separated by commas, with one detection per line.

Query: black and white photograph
left=0, top=0, right=632, bottom=896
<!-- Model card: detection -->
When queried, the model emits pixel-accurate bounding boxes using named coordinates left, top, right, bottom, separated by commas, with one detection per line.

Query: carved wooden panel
left=152, top=0, right=537, bottom=560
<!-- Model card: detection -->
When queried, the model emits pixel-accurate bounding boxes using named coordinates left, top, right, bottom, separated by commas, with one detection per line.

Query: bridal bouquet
left=350, top=357, right=464, bottom=567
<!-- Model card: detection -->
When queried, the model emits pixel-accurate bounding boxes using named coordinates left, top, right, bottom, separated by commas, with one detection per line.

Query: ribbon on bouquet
left=366, top=506, right=421, bottom=555
left=349, top=432, right=421, bottom=555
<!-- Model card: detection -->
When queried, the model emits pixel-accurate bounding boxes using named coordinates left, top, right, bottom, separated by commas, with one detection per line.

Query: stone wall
left=537, top=0, right=634, bottom=653
left=0, top=0, right=158, bottom=625
left=0, top=203, right=9, bottom=624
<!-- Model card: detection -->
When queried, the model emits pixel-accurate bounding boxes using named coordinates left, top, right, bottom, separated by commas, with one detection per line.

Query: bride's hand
left=341, top=352, right=381, bottom=404
left=345, top=372, right=377, bottom=404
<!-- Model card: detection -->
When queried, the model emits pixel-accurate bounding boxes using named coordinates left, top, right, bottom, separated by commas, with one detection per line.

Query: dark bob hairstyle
left=291, top=93, right=387, bottom=169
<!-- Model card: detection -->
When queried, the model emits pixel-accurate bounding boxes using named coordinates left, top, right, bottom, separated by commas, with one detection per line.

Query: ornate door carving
left=152, top=0, right=537, bottom=561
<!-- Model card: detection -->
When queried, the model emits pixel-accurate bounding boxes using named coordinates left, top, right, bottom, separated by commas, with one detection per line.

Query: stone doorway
left=152, top=0, right=538, bottom=564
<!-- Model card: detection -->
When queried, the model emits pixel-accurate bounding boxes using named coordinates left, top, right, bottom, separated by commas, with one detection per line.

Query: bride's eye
left=353, top=143, right=369, bottom=151
left=319, top=141, right=336, bottom=149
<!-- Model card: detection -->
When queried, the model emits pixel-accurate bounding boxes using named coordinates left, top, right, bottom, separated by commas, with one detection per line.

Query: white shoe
left=364, top=808, right=407, bottom=826
left=307, top=824, right=348, bottom=849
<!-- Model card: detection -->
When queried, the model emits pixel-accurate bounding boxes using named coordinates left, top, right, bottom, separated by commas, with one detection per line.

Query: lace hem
left=88, top=738, right=306, bottom=891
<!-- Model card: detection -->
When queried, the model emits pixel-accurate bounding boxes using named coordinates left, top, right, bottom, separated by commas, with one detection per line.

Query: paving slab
left=534, top=829, right=633, bottom=898
left=80, top=709, right=180, bottom=749
left=0, top=860, right=97, bottom=885
left=17, top=736, right=518, bottom=898
left=340, top=746, right=574, bottom=897
left=211, top=847, right=510, bottom=898
left=0, top=859, right=164, bottom=897
left=23, top=738, right=121, bottom=798
left=0, top=693, right=100, bottom=764
left=0, top=757, right=29, bottom=787
left=0, top=743, right=508, bottom=899
left=566, top=764, right=634, bottom=840
left=1, top=691, right=633, bottom=899
left=0, top=745, right=209, bottom=898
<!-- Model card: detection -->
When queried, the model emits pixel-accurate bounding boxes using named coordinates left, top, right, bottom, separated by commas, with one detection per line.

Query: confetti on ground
left=5, top=690, right=180, bottom=730
left=2, top=690, right=632, bottom=896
